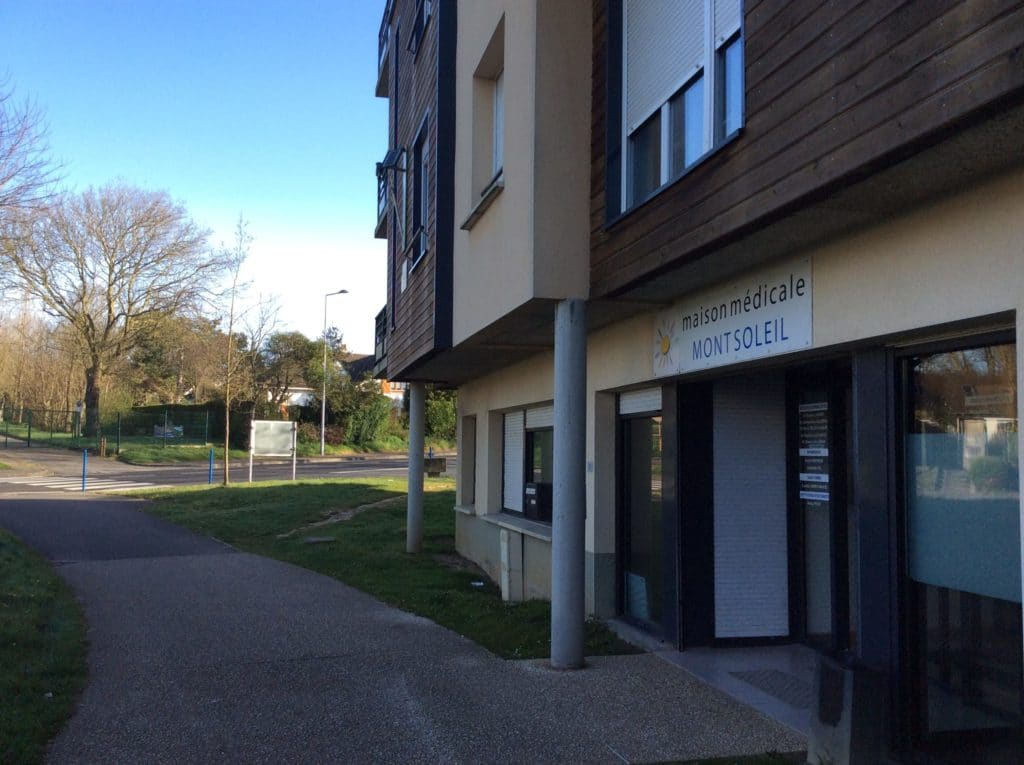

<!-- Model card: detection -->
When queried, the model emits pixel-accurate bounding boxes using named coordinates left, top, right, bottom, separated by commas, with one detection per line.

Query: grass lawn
left=139, top=477, right=636, bottom=659
left=0, top=462, right=10, bottom=470
left=0, top=530, right=88, bottom=765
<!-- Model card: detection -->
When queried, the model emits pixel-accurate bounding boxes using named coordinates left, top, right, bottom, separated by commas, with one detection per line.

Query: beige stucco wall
left=813, top=168, right=1024, bottom=346
left=452, top=0, right=591, bottom=346
left=455, top=166, right=1024, bottom=611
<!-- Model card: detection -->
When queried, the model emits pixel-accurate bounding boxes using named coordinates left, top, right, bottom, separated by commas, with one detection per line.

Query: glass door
left=619, top=415, right=664, bottom=632
left=905, top=342, right=1022, bottom=763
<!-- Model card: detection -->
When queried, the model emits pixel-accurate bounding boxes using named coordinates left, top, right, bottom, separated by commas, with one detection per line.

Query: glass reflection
left=906, top=343, right=1022, bottom=762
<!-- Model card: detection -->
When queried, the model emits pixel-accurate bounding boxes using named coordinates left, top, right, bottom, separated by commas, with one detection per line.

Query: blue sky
left=0, top=0, right=388, bottom=352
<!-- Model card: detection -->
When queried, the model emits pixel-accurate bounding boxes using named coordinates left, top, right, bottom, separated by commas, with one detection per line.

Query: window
left=469, top=17, right=505, bottom=207
left=492, top=69, right=504, bottom=176
left=904, top=342, right=1022, bottom=759
left=407, top=0, right=432, bottom=55
left=620, top=0, right=743, bottom=211
left=501, top=405, right=553, bottom=523
left=410, top=121, right=429, bottom=266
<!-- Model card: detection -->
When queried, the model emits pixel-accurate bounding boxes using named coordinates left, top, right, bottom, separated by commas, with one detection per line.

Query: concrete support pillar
left=551, top=298, right=587, bottom=669
left=407, top=381, right=425, bottom=554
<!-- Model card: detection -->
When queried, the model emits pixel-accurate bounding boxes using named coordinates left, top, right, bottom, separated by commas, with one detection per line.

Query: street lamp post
left=321, top=289, right=349, bottom=456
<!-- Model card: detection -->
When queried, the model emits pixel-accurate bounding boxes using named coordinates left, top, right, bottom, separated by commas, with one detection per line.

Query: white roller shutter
left=525, top=405, right=553, bottom=429
left=625, top=0, right=704, bottom=132
left=503, top=411, right=524, bottom=512
left=714, top=0, right=741, bottom=46
left=713, top=373, right=789, bottom=638
left=619, top=387, right=662, bottom=415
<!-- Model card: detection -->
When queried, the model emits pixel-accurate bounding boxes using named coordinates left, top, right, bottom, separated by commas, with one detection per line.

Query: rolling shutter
left=714, top=0, right=741, bottom=46
left=713, top=373, right=789, bottom=638
left=525, top=405, right=553, bottom=429
left=503, top=411, right=524, bottom=512
left=624, top=0, right=704, bottom=132
left=619, top=387, right=662, bottom=415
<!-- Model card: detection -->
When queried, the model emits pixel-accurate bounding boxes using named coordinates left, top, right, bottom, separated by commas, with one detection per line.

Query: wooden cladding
left=384, top=0, right=454, bottom=380
left=591, top=0, right=1024, bottom=299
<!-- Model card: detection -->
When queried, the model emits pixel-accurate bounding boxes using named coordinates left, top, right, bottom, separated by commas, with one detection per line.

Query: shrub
left=324, top=423, right=347, bottom=445
left=296, top=422, right=319, bottom=444
left=968, top=456, right=1017, bottom=493
left=346, top=394, right=391, bottom=446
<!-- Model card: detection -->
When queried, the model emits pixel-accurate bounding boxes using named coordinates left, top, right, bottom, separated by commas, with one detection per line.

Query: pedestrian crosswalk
left=0, top=475, right=168, bottom=493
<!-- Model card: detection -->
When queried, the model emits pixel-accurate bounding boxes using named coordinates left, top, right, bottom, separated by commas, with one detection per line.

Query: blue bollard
left=82, top=449, right=88, bottom=492
left=208, top=448, right=214, bottom=484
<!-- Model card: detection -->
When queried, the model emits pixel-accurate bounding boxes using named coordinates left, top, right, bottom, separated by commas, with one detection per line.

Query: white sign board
left=251, top=420, right=296, bottom=457
left=653, top=256, right=812, bottom=376
left=249, top=420, right=298, bottom=483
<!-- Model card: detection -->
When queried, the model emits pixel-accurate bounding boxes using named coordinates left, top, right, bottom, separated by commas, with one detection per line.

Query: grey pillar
left=551, top=298, right=587, bottom=669
left=407, top=381, right=426, bottom=553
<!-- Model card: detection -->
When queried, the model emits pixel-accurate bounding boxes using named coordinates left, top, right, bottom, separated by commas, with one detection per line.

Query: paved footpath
left=0, top=495, right=804, bottom=764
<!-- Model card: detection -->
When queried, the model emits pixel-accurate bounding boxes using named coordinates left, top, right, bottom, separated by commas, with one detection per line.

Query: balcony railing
left=375, top=0, right=394, bottom=97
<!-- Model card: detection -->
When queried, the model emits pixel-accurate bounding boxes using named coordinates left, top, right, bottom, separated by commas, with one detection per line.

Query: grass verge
left=117, top=444, right=249, bottom=464
left=139, top=477, right=636, bottom=659
left=0, top=530, right=88, bottom=765
left=0, top=461, right=10, bottom=470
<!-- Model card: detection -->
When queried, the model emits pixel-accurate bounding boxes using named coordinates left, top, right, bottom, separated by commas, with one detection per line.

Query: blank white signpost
left=249, top=420, right=298, bottom=483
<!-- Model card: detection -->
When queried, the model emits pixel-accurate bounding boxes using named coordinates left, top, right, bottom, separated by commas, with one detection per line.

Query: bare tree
left=221, top=216, right=251, bottom=485
left=0, top=83, right=58, bottom=220
left=0, top=183, right=228, bottom=436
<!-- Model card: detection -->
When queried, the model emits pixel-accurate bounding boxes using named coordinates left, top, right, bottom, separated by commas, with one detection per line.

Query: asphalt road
left=0, top=494, right=804, bottom=763
left=0, top=445, right=425, bottom=495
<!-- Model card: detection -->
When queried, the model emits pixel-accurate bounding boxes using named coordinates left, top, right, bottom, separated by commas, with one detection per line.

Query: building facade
left=376, top=1, right=1024, bottom=762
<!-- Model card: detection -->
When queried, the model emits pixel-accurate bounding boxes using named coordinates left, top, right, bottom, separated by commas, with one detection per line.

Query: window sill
left=460, top=171, right=504, bottom=231
left=454, top=504, right=475, bottom=516
left=482, top=512, right=551, bottom=543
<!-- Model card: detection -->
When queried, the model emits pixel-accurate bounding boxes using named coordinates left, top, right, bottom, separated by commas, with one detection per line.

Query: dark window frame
left=894, top=329, right=1021, bottom=758
left=606, top=0, right=746, bottom=222
left=524, top=427, right=553, bottom=524
left=408, top=112, right=430, bottom=271
left=407, top=0, right=433, bottom=57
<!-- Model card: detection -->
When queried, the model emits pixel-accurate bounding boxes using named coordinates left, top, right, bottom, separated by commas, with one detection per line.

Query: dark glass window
left=524, top=429, right=552, bottom=523
left=628, top=111, right=661, bottom=206
left=718, top=36, right=743, bottom=140
left=621, top=416, right=664, bottom=629
left=411, top=128, right=428, bottom=264
left=905, top=342, right=1022, bottom=763
left=670, top=74, right=705, bottom=176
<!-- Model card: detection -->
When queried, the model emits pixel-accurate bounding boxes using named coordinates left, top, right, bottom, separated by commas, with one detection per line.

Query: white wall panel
left=713, top=373, right=790, bottom=638
left=503, top=411, right=524, bottom=512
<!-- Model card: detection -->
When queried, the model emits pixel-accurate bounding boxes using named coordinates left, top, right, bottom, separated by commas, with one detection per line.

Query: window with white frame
left=621, top=0, right=743, bottom=210
left=492, top=69, right=504, bottom=176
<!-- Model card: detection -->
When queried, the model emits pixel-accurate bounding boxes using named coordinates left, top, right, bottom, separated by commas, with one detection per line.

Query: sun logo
left=654, top=318, right=677, bottom=370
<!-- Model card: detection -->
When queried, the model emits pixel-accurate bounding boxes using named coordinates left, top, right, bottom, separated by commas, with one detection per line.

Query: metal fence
left=0, top=405, right=213, bottom=452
